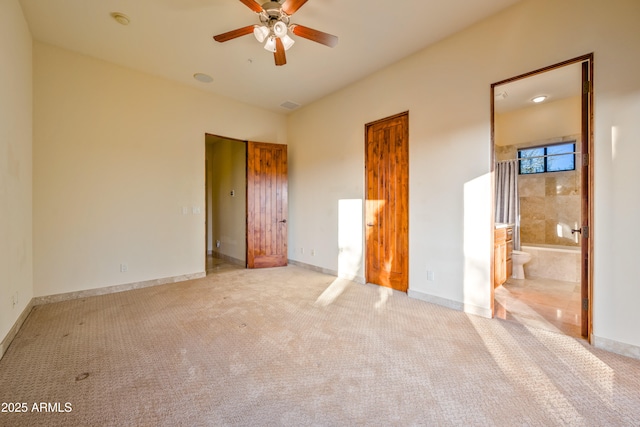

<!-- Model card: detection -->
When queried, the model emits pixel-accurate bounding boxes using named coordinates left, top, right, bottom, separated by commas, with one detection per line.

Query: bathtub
left=520, top=243, right=581, bottom=282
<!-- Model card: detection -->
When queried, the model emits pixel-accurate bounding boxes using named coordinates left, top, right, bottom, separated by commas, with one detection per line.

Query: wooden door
left=365, top=112, right=409, bottom=292
left=247, top=141, right=288, bottom=268
left=580, top=59, right=593, bottom=338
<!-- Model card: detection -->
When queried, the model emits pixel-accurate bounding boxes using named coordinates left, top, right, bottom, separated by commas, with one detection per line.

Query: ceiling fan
left=213, top=0, right=338, bottom=66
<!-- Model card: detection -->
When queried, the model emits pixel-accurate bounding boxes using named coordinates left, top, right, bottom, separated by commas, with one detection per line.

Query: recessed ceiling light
left=111, top=12, right=130, bottom=26
left=193, top=73, right=213, bottom=83
left=532, top=95, right=547, bottom=103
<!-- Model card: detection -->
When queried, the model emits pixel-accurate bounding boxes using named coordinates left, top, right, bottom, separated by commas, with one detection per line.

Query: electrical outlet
left=311, top=249, right=316, bottom=256
left=216, top=240, right=221, bottom=248
left=120, top=263, right=128, bottom=273
left=300, top=248, right=304, bottom=254
left=230, top=190, right=235, bottom=197
left=427, top=270, right=435, bottom=281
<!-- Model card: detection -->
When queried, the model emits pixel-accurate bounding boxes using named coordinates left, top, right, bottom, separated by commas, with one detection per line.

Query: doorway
left=491, top=55, right=593, bottom=340
left=205, top=135, right=289, bottom=272
left=205, top=134, right=247, bottom=271
left=365, top=112, right=409, bottom=292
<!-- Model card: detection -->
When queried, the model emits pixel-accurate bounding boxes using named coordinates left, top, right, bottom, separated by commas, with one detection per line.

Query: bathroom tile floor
left=206, top=254, right=244, bottom=274
left=495, top=276, right=582, bottom=339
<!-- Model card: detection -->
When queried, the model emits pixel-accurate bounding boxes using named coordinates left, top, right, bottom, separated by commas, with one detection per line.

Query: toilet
left=511, top=250, right=532, bottom=279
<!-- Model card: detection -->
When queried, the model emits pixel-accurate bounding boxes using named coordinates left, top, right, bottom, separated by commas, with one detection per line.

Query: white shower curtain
left=495, top=159, right=520, bottom=250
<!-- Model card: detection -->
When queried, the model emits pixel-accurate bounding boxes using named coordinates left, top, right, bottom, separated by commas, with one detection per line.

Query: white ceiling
left=494, top=61, right=583, bottom=113
left=19, top=0, right=524, bottom=113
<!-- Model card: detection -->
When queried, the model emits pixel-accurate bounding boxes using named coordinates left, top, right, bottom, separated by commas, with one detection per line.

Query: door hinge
left=583, top=80, right=592, bottom=94
left=582, top=298, right=589, bottom=311
left=583, top=225, right=590, bottom=238
left=583, top=154, right=589, bottom=167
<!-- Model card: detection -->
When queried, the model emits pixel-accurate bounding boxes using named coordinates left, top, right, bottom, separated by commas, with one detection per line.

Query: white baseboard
left=32, top=272, right=206, bottom=306
left=0, top=299, right=35, bottom=360
left=287, top=259, right=366, bottom=284
left=407, top=289, right=492, bottom=318
left=288, top=259, right=337, bottom=277
left=593, top=335, right=640, bottom=360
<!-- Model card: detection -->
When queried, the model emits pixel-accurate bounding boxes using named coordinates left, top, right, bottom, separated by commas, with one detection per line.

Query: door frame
left=489, top=53, right=594, bottom=340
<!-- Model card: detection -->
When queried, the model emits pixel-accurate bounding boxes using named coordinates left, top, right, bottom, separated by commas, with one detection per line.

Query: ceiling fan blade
left=274, top=37, right=287, bottom=66
left=291, top=25, right=338, bottom=48
left=238, top=0, right=263, bottom=13
left=282, top=0, right=309, bottom=15
left=213, top=25, right=255, bottom=43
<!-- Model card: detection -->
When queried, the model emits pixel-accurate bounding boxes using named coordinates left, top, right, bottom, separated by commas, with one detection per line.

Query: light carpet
left=1, top=263, right=639, bottom=426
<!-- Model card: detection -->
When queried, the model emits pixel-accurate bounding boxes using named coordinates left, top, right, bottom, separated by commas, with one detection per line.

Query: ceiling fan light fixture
left=281, top=34, right=295, bottom=51
left=264, top=36, right=277, bottom=52
left=212, top=0, right=338, bottom=66
left=273, top=21, right=288, bottom=38
left=253, top=25, right=270, bottom=43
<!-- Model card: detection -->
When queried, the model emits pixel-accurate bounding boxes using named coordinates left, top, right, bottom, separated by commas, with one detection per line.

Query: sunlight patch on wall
left=463, top=173, right=491, bottom=316
left=338, top=199, right=363, bottom=280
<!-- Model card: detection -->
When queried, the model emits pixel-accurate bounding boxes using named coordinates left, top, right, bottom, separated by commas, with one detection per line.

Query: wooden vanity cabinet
left=494, top=226, right=513, bottom=288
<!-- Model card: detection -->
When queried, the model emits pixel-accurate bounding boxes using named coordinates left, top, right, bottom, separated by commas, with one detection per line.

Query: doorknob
left=571, top=228, right=581, bottom=235
left=366, top=223, right=374, bottom=227
left=279, top=219, right=287, bottom=223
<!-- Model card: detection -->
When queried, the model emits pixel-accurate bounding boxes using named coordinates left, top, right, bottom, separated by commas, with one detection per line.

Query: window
left=518, top=142, right=576, bottom=174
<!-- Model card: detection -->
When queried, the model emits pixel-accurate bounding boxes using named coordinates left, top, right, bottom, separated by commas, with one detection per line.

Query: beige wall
left=0, top=0, right=33, bottom=342
left=33, top=42, right=286, bottom=297
left=287, top=0, right=640, bottom=351
left=206, top=137, right=246, bottom=263
left=495, top=96, right=581, bottom=147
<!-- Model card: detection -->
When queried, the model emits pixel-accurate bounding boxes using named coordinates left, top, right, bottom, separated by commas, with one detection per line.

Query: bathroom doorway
left=205, top=134, right=247, bottom=273
left=490, top=55, right=593, bottom=340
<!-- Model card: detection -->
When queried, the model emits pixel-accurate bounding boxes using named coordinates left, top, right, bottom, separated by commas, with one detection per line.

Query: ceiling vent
left=280, top=100, right=301, bottom=110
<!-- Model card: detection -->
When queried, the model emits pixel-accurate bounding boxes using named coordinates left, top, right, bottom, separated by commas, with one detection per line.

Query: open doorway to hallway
left=491, top=55, right=593, bottom=340
left=205, top=134, right=247, bottom=273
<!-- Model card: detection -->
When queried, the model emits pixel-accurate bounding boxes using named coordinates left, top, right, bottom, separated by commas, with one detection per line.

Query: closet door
left=246, top=141, right=288, bottom=268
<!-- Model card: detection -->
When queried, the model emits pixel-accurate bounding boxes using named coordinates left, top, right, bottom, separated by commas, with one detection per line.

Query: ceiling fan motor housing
left=261, top=1, right=287, bottom=17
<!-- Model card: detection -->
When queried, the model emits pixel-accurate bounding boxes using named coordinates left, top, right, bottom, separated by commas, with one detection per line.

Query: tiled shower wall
left=496, top=136, right=581, bottom=247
